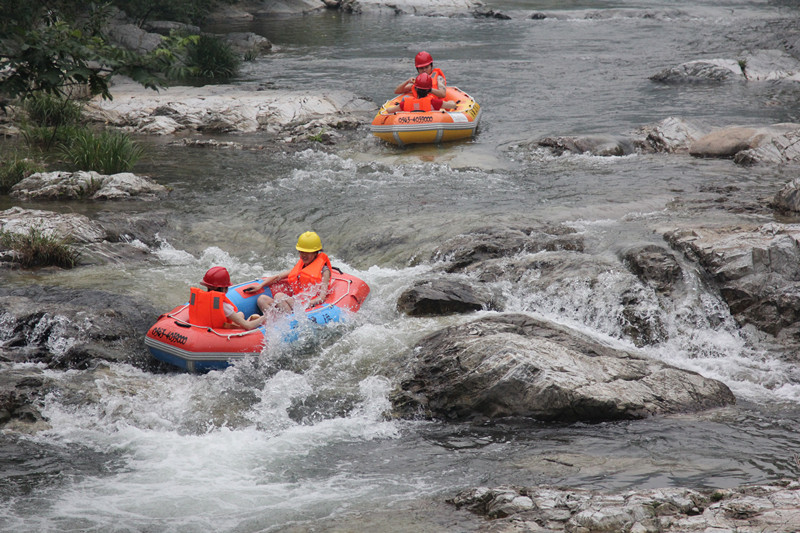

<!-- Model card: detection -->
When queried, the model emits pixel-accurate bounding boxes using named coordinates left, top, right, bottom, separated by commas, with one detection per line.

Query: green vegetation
left=187, top=34, right=241, bottom=80
left=59, top=128, right=144, bottom=175
left=0, top=152, right=43, bottom=194
left=0, top=1, right=195, bottom=106
left=0, top=227, right=80, bottom=268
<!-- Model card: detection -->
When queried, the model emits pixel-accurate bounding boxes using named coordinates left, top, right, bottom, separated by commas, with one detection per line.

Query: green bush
left=23, top=93, right=83, bottom=127
left=0, top=152, right=43, bottom=194
left=22, top=123, right=85, bottom=149
left=0, top=227, right=79, bottom=269
left=187, top=34, right=240, bottom=80
left=59, top=128, right=143, bottom=174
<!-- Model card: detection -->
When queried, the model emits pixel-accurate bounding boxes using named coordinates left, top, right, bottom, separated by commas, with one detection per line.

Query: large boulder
left=10, top=171, right=168, bottom=201
left=432, top=225, right=583, bottom=273
left=84, top=82, right=375, bottom=135
left=650, top=59, right=743, bottom=84
left=390, top=313, right=734, bottom=422
left=0, top=285, right=160, bottom=370
left=397, top=279, right=487, bottom=316
left=0, top=207, right=165, bottom=266
left=664, top=223, right=800, bottom=342
left=689, top=123, right=800, bottom=164
left=636, top=117, right=709, bottom=153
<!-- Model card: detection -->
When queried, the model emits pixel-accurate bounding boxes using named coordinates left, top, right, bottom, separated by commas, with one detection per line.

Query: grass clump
left=0, top=152, right=43, bottom=194
left=186, top=34, right=240, bottom=80
left=0, top=227, right=80, bottom=269
left=59, top=128, right=144, bottom=174
left=23, top=93, right=83, bottom=127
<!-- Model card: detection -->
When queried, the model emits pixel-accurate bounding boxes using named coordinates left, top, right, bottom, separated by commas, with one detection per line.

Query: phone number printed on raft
left=150, top=327, right=188, bottom=345
left=398, top=115, right=434, bottom=124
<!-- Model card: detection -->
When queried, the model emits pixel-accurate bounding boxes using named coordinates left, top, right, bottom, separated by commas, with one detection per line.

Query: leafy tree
left=0, top=1, right=195, bottom=107
left=112, top=0, right=236, bottom=26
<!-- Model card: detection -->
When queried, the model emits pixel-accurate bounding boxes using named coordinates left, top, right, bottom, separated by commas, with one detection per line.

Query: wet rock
left=740, top=49, right=800, bottom=81
left=449, top=482, right=800, bottom=532
left=10, top=171, right=168, bottom=201
left=0, top=286, right=160, bottom=370
left=474, top=8, right=511, bottom=20
left=772, top=178, right=800, bottom=213
left=470, top=250, right=666, bottom=347
left=84, top=82, right=375, bottom=135
left=0, top=366, right=52, bottom=432
left=432, top=225, right=583, bottom=272
left=203, top=4, right=255, bottom=24
left=636, top=117, right=709, bottom=153
left=650, top=59, right=744, bottom=83
left=227, top=0, right=324, bottom=18
left=0, top=207, right=164, bottom=266
left=217, top=32, right=272, bottom=57
left=689, top=123, right=800, bottom=164
left=664, top=223, right=800, bottom=340
left=621, top=244, right=683, bottom=294
left=0, top=207, right=106, bottom=244
left=397, top=279, right=487, bottom=316
left=390, top=313, right=734, bottom=422
left=538, top=134, right=636, bottom=156
left=332, top=0, right=482, bottom=16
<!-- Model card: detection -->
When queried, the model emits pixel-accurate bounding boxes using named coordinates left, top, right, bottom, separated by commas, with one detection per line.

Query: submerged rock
left=650, top=59, right=744, bottom=83
left=449, top=481, right=800, bottom=532
left=390, top=313, right=734, bottom=422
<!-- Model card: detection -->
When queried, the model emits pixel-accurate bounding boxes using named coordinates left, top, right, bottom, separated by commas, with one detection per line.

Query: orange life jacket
left=401, top=95, right=433, bottom=112
left=412, top=68, right=446, bottom=97
left=287, top=252, right=332, bottom=294
left=188, top=287, right=236, bottom=328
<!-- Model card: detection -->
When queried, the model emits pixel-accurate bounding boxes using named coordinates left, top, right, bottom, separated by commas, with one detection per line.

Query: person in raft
left=385, top=73, right=457, bottom=113
left=394, top=51, right=447, bottom=98
left=245, top=231, right=332, bottom=314
left=189, top=266, right=265, bottom=330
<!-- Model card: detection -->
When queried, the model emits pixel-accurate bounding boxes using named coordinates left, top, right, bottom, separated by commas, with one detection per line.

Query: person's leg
left=273, top=293, right=294, bottom=313
left=256, top=294, right=275, bottom=314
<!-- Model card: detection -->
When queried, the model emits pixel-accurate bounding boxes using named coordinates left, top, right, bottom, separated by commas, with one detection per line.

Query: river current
left=2, top=1, right=800, bottom=531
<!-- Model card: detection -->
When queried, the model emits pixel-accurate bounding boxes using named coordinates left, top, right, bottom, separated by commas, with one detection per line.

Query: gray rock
left=0, top=366, right=52, bottom=433
left=0, top=285, right=160, bottom=370
left=10, top=171, right=168, bottom=201
left=636, top=117, right=709, bottom=153
left=621, top=244, right=683, bottom=294
left=664, top=223, right=800, bottom=341
left=218, top=32, right=272, bottom=56
left=449, top=482, right=800, bottom=532
left=432, top=225, right=583, bottom=272
left=689, top=123, right=800, bottom=164
left=650, top=59, right=744, bottom=83
left=391, top=313, right=734, bottom=422
left=107, top=23, right=164, bottom=53
left=84, top=83, right=375, bottom=135
left=538, top=134, right=636, bottom=157
left=773, top=178, right=800, bottom=213
left=397, top=279, right=486, bottom=316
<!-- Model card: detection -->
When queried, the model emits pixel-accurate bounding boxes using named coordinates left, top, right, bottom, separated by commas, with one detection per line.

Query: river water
left=2, top=1, right=800, bottom=531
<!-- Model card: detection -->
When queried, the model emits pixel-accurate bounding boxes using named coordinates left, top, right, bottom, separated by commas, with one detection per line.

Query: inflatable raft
left=145, top=270, right=370, bottom=372
left=370, top=86, right=481, bottom=146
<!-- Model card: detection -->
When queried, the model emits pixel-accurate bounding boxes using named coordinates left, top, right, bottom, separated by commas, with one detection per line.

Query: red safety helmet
left=415, top=51, right=433, bottom=68
left=201, top=266, right=232, bottom=289
left=414, top=73, right=433, bottom=90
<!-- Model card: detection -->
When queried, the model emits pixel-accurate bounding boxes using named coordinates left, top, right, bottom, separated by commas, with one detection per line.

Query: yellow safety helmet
left=296, top=231, right=322, bottom=252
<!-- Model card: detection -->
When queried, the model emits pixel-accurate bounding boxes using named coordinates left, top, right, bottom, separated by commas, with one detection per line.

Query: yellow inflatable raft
left=370, top=87, right=481, bottom=146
